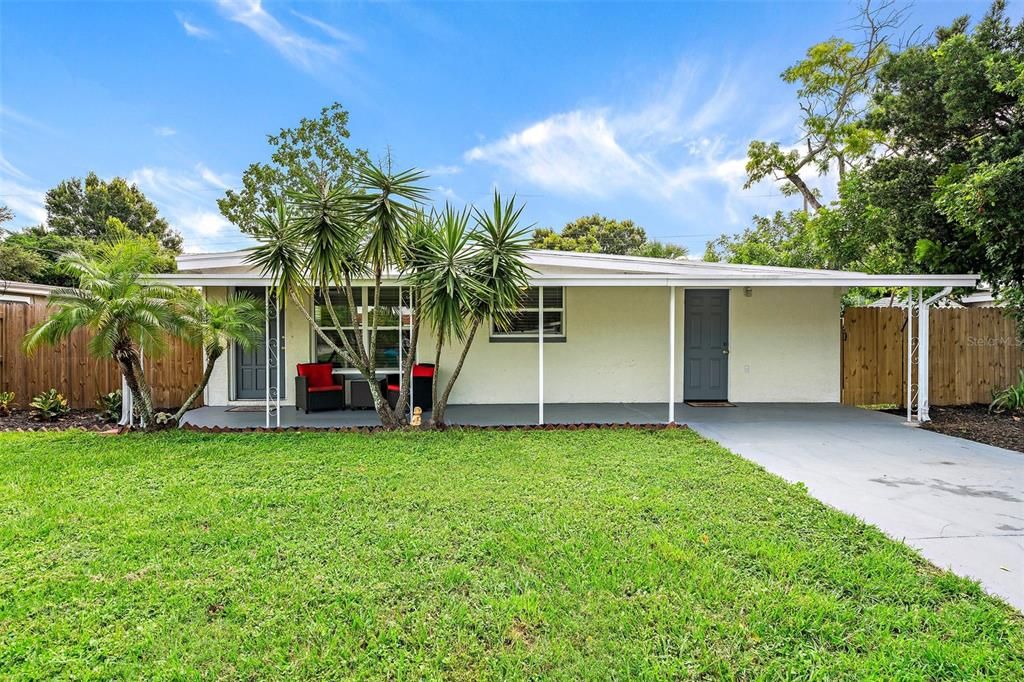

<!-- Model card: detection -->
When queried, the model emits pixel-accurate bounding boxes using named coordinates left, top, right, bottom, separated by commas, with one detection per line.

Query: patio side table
left=347, top=377, right=387, bottom=409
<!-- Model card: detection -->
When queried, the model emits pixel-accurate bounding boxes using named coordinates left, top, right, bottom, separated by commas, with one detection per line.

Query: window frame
left=489, top=286, right=567, bottom=343
left=312, top=286, right=411, bottom=372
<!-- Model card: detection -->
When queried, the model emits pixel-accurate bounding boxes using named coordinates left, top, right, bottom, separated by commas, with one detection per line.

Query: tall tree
left=413, top=195, right=533, bottom=425
left=532, top=214, right=687, bottom=258
left=744, top=0, right=904, bottom=211
left=0, top=205, right=46, bottom=282
left=45, top=172, right=182, bottom=250
left=705, top=211, right=825, bottom=268
left=860, top=0, right=1024, bottom=330
left=218, top=103, right=370, bottom=235
left=22, top=239, right=182, bottom=429
left=247, top=161, right=427, bottom=428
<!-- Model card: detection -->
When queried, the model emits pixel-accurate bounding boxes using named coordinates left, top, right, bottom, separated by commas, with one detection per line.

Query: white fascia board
left=150, top=272, right=979, bottom=288
left=524, top=250, right=866, bottom=277
left=530, top=274, right=980, bottom=287
left=176, top=249, right=254, bottom=271
left=145, top=273, right=394, bottom=287
left=145, top=273, right=273, bottom=286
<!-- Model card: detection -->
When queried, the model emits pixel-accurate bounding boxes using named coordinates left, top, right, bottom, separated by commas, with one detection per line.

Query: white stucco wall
left=203, top=285, right=841, bottom=406
left=421, top=286, right=682, bottom=405
left=205, top=287, right=229, bottom=406
left=204, top=287, right=309, bottom=406
left=727, top=287, right=842, bottom=403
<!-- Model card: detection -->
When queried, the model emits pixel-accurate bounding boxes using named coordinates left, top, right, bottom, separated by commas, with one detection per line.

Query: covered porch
left=181, top=402, right=692, bottom=429
left=152, top=251, right=979, bottom=430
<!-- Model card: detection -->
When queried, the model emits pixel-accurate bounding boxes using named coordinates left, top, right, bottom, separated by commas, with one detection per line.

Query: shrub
left=96, top=389, right=122, bottom=423
left=0, top=391, right=14, bottom=417
left=30, top=389, right=69, bottom=421
left=989, top=369, right=1024, bottom=414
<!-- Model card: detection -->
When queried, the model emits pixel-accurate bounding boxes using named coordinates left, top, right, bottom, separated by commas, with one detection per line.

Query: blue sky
left=0, top=0, right=1002, bottom=254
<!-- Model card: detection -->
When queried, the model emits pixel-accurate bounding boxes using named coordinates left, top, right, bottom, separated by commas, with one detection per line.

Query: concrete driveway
left=683, top=404, right=1024, bottom=610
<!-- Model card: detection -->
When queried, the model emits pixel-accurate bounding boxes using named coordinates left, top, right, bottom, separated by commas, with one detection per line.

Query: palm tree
left=171, top=289, right=264, bottom=423
left=246, top=161, right=427, bottom=428
left=413, top=192, right=533, bottom=425
left=22, top=239, right=181, bottom=428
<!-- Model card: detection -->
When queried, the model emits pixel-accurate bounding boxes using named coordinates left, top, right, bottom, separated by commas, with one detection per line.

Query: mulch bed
left=0, top=408, right=118, bottom=432
left=920, top=404, right=1023, bottom=453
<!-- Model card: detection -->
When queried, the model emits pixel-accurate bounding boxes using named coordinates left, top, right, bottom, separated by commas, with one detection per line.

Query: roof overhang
left=530, top=274, right=980, bottom=287
left=149, top=272, right=979, bottom=288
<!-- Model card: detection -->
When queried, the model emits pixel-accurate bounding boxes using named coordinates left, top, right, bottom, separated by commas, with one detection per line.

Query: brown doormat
left=684, top=401, right=736, bottom=407
left=225, top=406, right=267, bottom=412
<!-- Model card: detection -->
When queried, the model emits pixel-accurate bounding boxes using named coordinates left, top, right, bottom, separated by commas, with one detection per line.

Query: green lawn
left=1, top=429, right=1021, bottom=679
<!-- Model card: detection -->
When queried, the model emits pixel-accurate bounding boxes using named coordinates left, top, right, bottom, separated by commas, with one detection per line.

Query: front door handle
left=722, top=346, right=729, bottom=355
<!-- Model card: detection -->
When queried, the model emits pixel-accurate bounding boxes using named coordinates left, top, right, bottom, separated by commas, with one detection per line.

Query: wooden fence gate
left=0, top=301, right=204, bottom=409
left=841, top=306, right=1024, bottom=407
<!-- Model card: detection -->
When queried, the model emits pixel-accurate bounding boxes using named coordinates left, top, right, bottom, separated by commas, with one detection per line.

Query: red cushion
left=308, top=385, right=343, bottom=393
left=412, top=364, right=435, bottom=378
left=297, top=363, right=334, bottom=388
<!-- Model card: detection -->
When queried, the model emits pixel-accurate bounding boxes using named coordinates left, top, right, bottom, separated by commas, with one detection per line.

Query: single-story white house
left=154, top=249, right=977, bottom=426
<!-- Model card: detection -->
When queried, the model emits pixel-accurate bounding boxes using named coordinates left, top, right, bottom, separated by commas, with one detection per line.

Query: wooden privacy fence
left=0, top=302, right=204, bottom=409
left=842, top=306, right=1024, bottom=407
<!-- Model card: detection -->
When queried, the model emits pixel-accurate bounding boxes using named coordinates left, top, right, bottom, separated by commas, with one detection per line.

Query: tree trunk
left=432, top=322, right=479, bottom=426
left=114, top=341, right=154, bottom=428
left=431, top=332, right=443, bottom=421
left=394, top=307, right=420, bottom=418
left=366, top=373, right=402, bottom=428
left=172, top=346, right=222, bottom=423
left=786, top=172, right=822, bottom=212
left=130, top=353, right=156, bottom=427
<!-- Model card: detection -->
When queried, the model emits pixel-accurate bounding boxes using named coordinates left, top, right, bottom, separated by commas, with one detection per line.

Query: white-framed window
left=313, top=286, right=411, bottom=370
left=489, top=286, right=565, bottom=342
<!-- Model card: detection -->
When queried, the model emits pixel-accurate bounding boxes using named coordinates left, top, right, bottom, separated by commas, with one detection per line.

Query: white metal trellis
left=265, top=288, right=280, bottom=428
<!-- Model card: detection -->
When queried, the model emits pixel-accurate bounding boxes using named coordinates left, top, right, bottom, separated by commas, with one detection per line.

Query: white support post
left=917, top=286, right=950, bottom=423
left=408, top=289, right=414, bottom=422
left=668, top=287, right=676, bottom=423
left=906, top=287, right=913, bottom=423
left=119, top=374, right=132, bottom=427
left=275, top=294, right=281, bottom=428
left=265, top=287, right=270, bottom=429
left=398, top=285, right=404, bottom=401
left=917, top=287, right=927, bottom=423
left=538, top=287, right=544, bottom=425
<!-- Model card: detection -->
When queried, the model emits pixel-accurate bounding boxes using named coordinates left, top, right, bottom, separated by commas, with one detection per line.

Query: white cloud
left=0, top=152, right=30, bottom=181
left=153, top=126, right=177, bottom=137
left=435, top=185, right=464, bottom=204
left=216, top=0, right=339, bottom=72
left=0, top=155, right=46, bottom=226
left=195, top=163, right=231, bottom=190
left=427, top=164, right=462, bottom=176
left=176, top=12, right=213, bottom=39
left=0, top=177, right=47, bottom=226
left=129, top=164, right=250, bottom=252
left=290, top=9, right=361, bottom=48
left=464, top=63, right=806, bottom=232
left=0, top=105, right=57, bottom=136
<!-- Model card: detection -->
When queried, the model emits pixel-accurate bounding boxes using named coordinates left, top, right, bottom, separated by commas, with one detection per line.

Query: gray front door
left=235, top=287, right=284, bottom=399
left=684, top=289, right=729, bottom=401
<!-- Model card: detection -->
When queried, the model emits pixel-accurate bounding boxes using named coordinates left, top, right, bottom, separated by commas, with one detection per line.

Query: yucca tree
left=247, top=160, right=426, bottom=428
left=413, top=192, right=533, bottom=425
left=22, top=239, right=181, bottom=428
left=172, top=289, right=264, bottom=423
